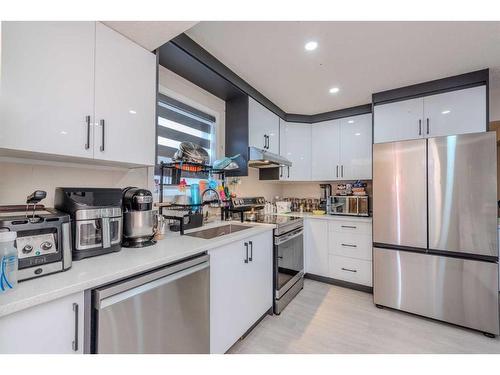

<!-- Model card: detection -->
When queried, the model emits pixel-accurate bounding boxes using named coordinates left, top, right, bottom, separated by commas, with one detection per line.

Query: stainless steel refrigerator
left=373, top=131, right=499, bottom=336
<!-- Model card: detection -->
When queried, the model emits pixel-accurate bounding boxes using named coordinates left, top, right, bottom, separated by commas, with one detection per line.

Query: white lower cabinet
left=209, top=230, right=273, bottom=354
left=305, top=218, right=373, bottom=287
left=0, top=292, right=84, bottom=353
left=304, top=219, right=330, bottom=276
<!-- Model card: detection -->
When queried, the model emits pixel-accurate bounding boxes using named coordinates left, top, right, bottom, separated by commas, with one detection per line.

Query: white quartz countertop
left=0, top=221, right=273, bottom=318
left=276, top=212, right=372, bottom=222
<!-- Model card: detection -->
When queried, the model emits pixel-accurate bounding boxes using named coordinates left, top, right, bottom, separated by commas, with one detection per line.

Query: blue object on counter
left=190, top=183, right=201, bottom=205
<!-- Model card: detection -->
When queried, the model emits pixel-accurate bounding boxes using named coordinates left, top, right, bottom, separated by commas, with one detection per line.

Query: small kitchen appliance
left=122, top=187, right=156, bottom=248
left=55, top=188, right=122, bottom=260
left=327, top=195, right=369, bottom=216
left=319, top=184, right=332, bottom=211
left=0, top=190, right=72, bottom=281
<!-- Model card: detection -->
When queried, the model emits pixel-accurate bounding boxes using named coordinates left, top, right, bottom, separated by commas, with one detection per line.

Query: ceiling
left=186, top=22, right=500, bottom=115
left=102, top=21, right=197, bottom=51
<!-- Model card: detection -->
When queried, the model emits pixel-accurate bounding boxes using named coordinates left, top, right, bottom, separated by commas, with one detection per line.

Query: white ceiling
left=186, top=21, right=500, bottom=114
left=102, top=21, right=198, bottom=51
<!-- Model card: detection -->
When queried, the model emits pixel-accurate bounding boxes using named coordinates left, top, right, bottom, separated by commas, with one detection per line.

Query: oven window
left=79, top=221, right=102, bottom=247
left=276, top=233, right=304, bottom=291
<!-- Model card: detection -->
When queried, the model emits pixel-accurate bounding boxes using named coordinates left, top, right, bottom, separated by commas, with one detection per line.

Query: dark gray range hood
left=247, top=146, right=292, bottom=168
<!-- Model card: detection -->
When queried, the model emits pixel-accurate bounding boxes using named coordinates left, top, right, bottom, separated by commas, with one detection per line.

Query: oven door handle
left=274, top=228, right=303, bottom=245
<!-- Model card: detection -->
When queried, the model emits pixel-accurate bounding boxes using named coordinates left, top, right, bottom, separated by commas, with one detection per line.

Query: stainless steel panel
left=61, top=222, right=72, bottom=270
left=95, top=259, right=210, bottom=353
left=373, top=139, right=427, bottom=249
left=428, top=132, right=498, bottom=257
left=123, top=211, right=155, bottom=239
left=275, top=276, right=304, bottom=315
left=373, top=248, right=500, bottom=334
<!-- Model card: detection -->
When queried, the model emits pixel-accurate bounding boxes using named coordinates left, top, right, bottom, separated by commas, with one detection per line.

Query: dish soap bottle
left=0, top=231, right=18, bottom=294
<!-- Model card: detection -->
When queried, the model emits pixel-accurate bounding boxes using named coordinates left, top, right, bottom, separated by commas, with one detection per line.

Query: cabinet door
left=94, top=23, right=156, bottom=166
left=209, top=240, right=249, bottom=354
left=280, top=120, right=312, bottom=181
left=244, top=231, right=273, bottom=327
left=248, top=97, right=280, bottom=153
left=305, top=219, right=330, bottom=276
left=0, top=292, right=84, bottom=353
left=340, top=113, right=372, bottom=180
left=311, top=120, right=341, bottom=181
left=424, top=85, right=486, bottom=138
left=373, top=98, right=424, bottom=143
left=0, top=21, right=95, bottom=158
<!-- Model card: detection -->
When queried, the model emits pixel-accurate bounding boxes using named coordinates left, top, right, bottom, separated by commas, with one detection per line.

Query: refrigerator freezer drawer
left=373, top=248, right=499, bottom=335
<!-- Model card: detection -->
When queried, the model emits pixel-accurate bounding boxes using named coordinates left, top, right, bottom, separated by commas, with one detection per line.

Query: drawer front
left=330, top=233, right=372, bottom=261
left=330, top=255, right=372, bottom=286
left=330, top=220, right=372, bottom=235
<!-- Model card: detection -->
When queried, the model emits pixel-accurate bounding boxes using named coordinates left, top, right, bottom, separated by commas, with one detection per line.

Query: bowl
left=312, top=210, right=326, bottom=215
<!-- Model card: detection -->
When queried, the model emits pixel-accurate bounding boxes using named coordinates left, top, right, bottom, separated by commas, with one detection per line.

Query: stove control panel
left=231, top=197, right=266, bottom=209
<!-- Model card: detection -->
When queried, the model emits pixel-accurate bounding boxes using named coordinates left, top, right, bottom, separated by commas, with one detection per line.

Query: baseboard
left=305, top=273, right=373, bottom=294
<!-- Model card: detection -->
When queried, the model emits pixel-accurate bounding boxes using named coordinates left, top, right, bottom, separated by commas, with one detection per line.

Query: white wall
left=0, top=159, right=149, bottom=206
left=490, top=85, right=500, bottom=122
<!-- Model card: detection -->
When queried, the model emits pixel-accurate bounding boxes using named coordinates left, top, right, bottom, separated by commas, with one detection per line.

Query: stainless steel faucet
left=201, top=188, right=222, bottom=223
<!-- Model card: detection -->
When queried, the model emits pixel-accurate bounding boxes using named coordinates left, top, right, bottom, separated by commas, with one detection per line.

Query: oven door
left=274, top=227, right=304, bottom=298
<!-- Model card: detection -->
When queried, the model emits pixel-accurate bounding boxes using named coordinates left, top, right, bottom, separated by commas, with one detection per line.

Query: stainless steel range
left=232, top=197, right=304, bottom=314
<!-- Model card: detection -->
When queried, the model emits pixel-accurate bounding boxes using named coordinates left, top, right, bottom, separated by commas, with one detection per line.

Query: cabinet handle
left=249, top=241, right=253, bottom=261
left=418, top=119, right=422, bottom=136
left=341, top=165, right=344, bottom=178
left=279, top=166, right=283, bottom=178
left=85, top=115, right=91, bottom=150
left=99, top=119, right=105, bottom=152
left=287, top=166, right=290, bottom=179
left=341, top=225, right=357, bottom=229
left=244, top=242, right=249, bottom=263
left=72, top=303, right=79, bottom=352
left=426, top=118, right=430, bottom=135
left=341, top=243, right=357, bottom=248
left=341, top=267, right=357, bottom=273
left=336, top=165, right=339, bottom=178
left=266, top=135, right=270, bottom=149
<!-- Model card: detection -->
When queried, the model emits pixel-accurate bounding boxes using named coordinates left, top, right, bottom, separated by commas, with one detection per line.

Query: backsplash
left=281, top=180, right=372, bottom=200
left=0, top=159, right=151, bottom=207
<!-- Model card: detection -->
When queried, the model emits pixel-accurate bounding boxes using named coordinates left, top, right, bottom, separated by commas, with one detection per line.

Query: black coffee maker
left=122, top=187, right=156, bottom=248
left=319, top=184, right=332, bottom=212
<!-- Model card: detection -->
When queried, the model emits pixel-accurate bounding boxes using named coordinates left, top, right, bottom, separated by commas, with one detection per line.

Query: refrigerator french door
left=373, top=132, right=499, bottom=336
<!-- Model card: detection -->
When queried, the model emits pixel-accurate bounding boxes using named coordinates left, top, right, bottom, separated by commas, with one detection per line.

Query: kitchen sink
left=185, top=224, right=251, bottom=239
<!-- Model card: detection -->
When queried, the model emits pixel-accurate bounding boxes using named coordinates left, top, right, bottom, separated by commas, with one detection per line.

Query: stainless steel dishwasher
left=92, top=254, right=209, bottom=353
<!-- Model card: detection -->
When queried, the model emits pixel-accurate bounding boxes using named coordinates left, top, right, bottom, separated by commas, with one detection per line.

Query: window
left=156, top=93, right=216, bottom=182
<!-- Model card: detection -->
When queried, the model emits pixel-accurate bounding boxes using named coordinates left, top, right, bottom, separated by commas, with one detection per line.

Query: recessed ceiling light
left=441, top=110, right=451, bottom=115
left=355, top=132, right=361, bottom=136
left=129, top=109, right=137, bottom=114
left=348, top=120, right=355, bottom=124
left=329, top=87, right=340, bottom=94
left=304, top=41, right=318, bottom=51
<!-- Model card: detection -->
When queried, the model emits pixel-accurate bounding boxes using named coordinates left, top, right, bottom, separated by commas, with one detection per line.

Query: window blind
left=156, top=94, right=216, bottom=179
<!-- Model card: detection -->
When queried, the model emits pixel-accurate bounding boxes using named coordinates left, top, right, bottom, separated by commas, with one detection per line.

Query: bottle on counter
left=0, top=231, right=17, bottom=294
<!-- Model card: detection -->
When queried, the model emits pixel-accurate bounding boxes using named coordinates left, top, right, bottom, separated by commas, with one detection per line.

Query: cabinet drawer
left=329, top=255, right=372, bottom=286
left=330, top=220, right=371, bottom=235
left=329, top=233, right=372, bottom=261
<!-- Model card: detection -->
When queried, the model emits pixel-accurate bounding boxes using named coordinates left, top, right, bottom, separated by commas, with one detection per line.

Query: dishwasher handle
left=94, top=255, right=209, bottom=309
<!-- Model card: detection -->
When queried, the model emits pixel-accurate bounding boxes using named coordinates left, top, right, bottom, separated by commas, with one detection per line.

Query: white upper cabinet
left=374, top=85, right=487, bottom=144
left=423, top=85, right=486, bottom=138
left=94, top=23, right=156, bottom=166
left=340, top=113, right=372, bottom=180
left=0, top=22, right=156, bottom=166
left=0, top=21, right=96, bottom=159
left=311, top=120, right=341, bottom=181
left=279, top=119, right=312, bottom=181
left=248, top=97, right=280, bottom=154
left=311, top=114, right=372, bottom=181
left=373, top=97, right=424, bottom=143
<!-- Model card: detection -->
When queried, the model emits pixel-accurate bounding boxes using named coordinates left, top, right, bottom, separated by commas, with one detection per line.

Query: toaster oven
left=327, top=195, right=369, bottom=216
